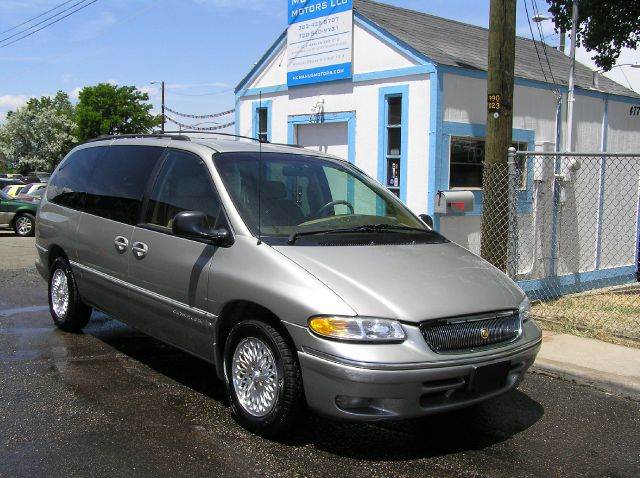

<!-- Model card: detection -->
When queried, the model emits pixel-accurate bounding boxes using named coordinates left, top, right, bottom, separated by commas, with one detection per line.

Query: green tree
left=0, top=91, right=77, bottom=173
left=548, top=0, right=640, bottom=71
left=76, top=83, right=160, bottom=141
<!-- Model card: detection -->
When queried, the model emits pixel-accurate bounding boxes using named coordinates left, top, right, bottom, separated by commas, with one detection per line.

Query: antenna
left=257, top=91, right=263, bottom=245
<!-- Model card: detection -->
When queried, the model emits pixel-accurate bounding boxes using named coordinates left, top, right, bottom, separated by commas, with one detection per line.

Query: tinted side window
left=47, top=147, right=105, bottom=209
left=145, top=150, right=221, bottom=229
left=84, top=146, right=164, bottom=225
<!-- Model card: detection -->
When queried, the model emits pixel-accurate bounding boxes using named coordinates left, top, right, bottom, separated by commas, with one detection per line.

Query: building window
left=257, top=107, right=268, bottom=143
left=449, top=137, right=528, bottom=189
left=252, top=100, right=271, bottom=143
left=385, top=95, right=402, bottom=197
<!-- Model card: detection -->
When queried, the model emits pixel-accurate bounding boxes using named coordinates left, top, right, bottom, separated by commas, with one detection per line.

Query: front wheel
left=48, top=257, right=92, bottom=332
left=14, top=213, right=35, bottom=237
left=224, top=320, right=303, bottom=437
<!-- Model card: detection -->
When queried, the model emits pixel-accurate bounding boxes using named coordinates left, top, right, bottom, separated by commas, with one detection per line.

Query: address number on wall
left=631, top=105, right=640, bottom=116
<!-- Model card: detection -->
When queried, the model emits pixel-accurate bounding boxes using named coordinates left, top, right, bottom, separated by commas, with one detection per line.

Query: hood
left=273, top=242, right=524, bottom=323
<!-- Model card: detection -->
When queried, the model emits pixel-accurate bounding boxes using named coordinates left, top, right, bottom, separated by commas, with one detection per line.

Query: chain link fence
left=479, top=150, right=640, bottom=342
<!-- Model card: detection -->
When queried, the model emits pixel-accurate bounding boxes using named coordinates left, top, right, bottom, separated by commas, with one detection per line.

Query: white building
left=235, top=0, right=640, bottom=295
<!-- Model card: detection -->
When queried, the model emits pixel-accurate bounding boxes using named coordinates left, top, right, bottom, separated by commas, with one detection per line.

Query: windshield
left=0, top=190, right=9, bottom=201
left=214, top=152, right=444, bottom=245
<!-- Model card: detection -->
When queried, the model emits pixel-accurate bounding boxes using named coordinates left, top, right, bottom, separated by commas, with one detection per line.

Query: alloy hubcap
left=16, top=216, right=32, bottom=235
left=231, top=337, right=278, bottom=417
left=51, top=269, right=69, bottom=318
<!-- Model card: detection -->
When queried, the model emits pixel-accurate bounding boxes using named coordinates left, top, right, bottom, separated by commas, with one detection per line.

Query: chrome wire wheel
left=51, top=269, right=69, bottom=318
left=231, top=337, right=279, bottom=417
left=16, top=216, right=33, bottom=235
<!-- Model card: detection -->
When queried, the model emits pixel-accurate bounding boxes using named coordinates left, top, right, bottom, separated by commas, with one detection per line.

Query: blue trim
left=252, top=100, right=272, bottom=143
left=287, top=112, right=356, bottom=164
left=378, top=85, right=409, bottom=203
left=353, top=65, right=434, bottom=83
left=353, top=13, right=432, bottom=66
left=434, top=121, right=536, bottom=216
left=428, top=71, right=444, bottom=231
left=235, top=31, right=286, bottom=93
left=595, top=97, right=609, bottom=270
left=518, top=266, right=636, bottom=301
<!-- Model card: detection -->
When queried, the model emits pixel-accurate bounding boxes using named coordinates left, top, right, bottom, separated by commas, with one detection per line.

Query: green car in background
left=0, top=190, right=38, bottom=236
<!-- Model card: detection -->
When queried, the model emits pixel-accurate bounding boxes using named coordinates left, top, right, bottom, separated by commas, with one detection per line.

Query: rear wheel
left=224, top=320, right=303, bottom=437
left=14, top=213, right=35, bottom=237
left=48, top=257, right=92, bottom=332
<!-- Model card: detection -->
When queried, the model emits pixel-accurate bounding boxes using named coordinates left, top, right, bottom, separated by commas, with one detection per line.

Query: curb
left=531, top=359, right=640, bottom=402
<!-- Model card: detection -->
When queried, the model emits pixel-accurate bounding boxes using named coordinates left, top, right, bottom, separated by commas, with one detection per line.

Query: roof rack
left=163, top=130, right=263, bottom=143
left=85, top=133, right=191, bottom=143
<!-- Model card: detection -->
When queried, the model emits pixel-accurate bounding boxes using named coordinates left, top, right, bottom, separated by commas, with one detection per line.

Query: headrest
left=262, top=181, right=287, bottom=200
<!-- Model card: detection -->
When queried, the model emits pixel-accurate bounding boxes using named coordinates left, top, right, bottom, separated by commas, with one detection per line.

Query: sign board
left=287, top=0, right=353, bottom=87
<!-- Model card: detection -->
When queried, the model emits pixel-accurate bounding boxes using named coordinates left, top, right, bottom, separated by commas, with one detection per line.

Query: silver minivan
left=35, top=134, right=541, bottom=437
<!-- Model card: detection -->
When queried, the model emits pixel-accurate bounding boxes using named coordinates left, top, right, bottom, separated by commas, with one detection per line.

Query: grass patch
left=532, top=292, right=640, bottom=349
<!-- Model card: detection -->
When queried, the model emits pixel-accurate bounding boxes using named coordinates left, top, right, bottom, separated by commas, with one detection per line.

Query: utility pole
left=480, top=0, right=517, bottom=272
left=566, top=0, right=578, bottom=152
left=161, top=80, right=165, bottom=134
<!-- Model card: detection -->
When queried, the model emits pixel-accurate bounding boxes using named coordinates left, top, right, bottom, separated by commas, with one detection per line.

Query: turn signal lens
left=308, top=316, right=406, bottom=342
left=519, top=297, right=531, bottom=323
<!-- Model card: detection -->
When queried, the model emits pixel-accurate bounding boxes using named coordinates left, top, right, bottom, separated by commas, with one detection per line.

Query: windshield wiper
left=287, top=224, right=429, bottom=245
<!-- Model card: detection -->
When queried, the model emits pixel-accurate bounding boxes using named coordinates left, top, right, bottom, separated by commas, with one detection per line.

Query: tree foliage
left=0, top=91, right=77, bottom=173
left=76, top=83, right=160, bottom=142
left=548, top=0, right=640, bottom=71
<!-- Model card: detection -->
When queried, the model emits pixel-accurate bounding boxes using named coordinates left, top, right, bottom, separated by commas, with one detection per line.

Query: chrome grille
left=420, top=311, right=521, bottom=353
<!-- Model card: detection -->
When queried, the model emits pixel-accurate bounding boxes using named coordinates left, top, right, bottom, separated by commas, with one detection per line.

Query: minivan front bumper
left=297, top=339, right=541, bottom=420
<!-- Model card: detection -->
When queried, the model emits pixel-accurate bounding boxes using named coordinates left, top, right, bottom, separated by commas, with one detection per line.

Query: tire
left=14, top=213, right=35, bottom=237
left=224, top=320, right=303, bottom=437
left=48, top=257, right=92, bottom=332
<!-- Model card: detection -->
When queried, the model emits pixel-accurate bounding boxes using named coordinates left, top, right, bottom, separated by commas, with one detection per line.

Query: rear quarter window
left=47, top=147, right=106, bottom=209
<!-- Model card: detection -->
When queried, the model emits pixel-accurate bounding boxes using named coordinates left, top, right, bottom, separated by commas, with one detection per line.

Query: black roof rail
left=163, top=130, right=263, bottom=143
left=164, top=131, right=305, bottom=148
left=84, top=133, right=191, bottom=143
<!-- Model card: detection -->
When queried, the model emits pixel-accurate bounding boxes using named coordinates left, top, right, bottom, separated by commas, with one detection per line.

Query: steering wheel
left=312, top=200, right=354, bottom=219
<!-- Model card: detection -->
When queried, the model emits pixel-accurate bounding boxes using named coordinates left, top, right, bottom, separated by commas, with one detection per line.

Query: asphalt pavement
left=1, top=238, right=639, bottom=477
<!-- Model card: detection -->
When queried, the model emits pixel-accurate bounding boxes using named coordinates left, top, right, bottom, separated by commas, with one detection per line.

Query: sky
left=0, top=0, right=638, bottom=127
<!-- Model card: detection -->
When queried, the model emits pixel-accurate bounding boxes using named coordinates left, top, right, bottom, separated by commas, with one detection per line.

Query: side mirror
left=172, top=211, right=232, bottom=246
left=419, top=214, right=434, bottom=229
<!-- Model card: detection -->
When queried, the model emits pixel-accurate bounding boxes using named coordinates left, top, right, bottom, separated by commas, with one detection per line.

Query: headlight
left=308, top=316, right=406, bottom=343
left=519, top=296, right=531, bottom=323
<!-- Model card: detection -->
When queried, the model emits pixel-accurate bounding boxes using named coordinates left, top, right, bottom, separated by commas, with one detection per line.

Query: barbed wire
left=164, top=106, right=235, bottom=119
left=165, top=115, right=235, bottom=131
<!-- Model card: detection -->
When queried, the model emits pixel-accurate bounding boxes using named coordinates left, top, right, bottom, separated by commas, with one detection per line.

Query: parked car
left=17, top=182, right=47, bottom=196
left=2, top=184, right=25, bottom=197
left=15, top=188, right=44, bottom=204
left=23, top=171, right=51, bottom=183
left=0, top=178, right=25, bottom=189
left=35, top=134, right=542, bottom=437
left=0, top=190, right=38, bottom=236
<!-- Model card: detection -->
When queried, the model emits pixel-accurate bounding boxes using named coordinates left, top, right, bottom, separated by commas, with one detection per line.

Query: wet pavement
left=1, top=267, right=640, bottom=478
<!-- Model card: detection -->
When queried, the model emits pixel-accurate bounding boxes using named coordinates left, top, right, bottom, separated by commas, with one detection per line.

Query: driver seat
left=261, top=181, right=305, bottom=226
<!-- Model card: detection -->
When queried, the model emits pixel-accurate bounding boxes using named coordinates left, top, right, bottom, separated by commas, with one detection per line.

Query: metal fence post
left=507, top=147, right=518, bottom=279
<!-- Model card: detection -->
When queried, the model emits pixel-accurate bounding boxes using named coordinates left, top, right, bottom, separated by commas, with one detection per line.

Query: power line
left=0, top=0, right=92, bottom=45
left=0, top=0, right=76, bottom=35
left=0, top=0, right=98, bottom=50
left=523, top=0, right=560, bottom=97
left=531, top=0, right=560, bottom=94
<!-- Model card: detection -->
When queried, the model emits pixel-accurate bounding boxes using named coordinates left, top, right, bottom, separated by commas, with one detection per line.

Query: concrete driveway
left=0, top=229, right=36, bottom=270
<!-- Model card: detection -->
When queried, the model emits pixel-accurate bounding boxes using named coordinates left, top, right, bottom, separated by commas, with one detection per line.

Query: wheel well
left=214, top=301, right=296, bottom=379
left=47, top=245, right=67, bottom=270
left=10, top=210, right=35, bottom=228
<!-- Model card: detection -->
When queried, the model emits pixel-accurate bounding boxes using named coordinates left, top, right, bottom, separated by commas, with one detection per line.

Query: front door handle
left=114, top=236, right=129, bottom=253
left=132, top=242, right=148, bottom=259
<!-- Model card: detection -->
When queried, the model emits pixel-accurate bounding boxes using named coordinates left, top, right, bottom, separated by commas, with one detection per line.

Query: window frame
left=252, top=100, right=272, bottom=143
left=378, top=85, right=409, bottom=202
left=137, top=148, right=231, bottom=241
